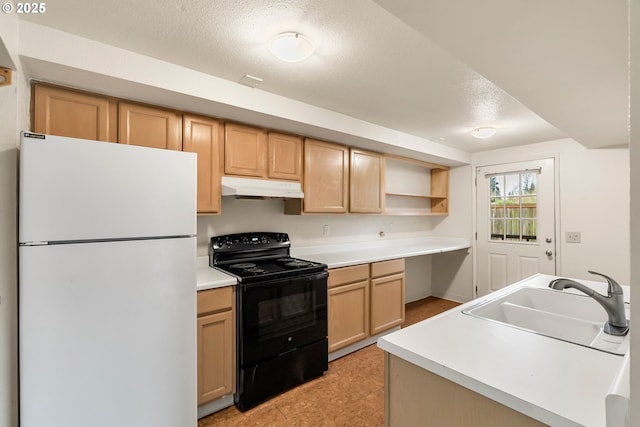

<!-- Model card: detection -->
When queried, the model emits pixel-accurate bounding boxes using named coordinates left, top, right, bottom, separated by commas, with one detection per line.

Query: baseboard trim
left=328, top=326, right=401, bottom=362
left=198, top=394, right=234, bottom=419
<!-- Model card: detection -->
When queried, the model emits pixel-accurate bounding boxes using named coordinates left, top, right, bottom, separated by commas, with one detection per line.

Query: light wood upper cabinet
left=224, top=123, right=267, bottom=178
left=197, top=287, right=235, bottom=406
left=301, top=138, right=349, bottom=213
left=268, top=132, right=302, bottom=181
left=119, top=102, right=182, bottom=150
left=350, top=148, right=385, bottom=213
left=33, top=84, right=117, bottom=142
left=183, top=114, right=223, bottom=214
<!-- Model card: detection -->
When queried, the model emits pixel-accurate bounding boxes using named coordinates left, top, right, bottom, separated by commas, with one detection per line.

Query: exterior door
left=476, top=158, right=556, bottom=297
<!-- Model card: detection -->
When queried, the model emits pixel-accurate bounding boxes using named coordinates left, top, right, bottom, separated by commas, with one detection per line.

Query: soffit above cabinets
left=17, top=0, right=627, bottom=153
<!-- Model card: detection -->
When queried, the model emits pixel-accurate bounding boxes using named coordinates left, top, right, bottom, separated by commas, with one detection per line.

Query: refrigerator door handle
left=19, top=241, right=49, bottom=246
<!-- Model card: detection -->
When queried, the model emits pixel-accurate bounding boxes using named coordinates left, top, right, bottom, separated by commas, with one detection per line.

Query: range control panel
left=211, top=232, right=290, bottom=252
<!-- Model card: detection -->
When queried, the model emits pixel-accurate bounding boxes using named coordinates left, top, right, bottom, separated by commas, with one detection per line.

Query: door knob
left=545, top=250, right=553, bottom=257
left=546, top=238, right=552, bottom=243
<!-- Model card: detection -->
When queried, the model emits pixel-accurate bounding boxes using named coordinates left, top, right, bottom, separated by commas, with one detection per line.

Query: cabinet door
left=33, top=85, right=117, bottom=142
left=119, top=102, right=182, bottom=150
left=328, top=280, right=370, bottom=353
left=224, top=123, right=267, bottom=177
left=370, top=272, right=405, bottom=335
left=350, top=149, right=385, bottom=213
left=303, top=139, right=349, bottom=213
left=197, top=310, right=235, bottom=405
left=183, top=114, right=223, bottom=214
left=268, top=132, right=302, bottom=181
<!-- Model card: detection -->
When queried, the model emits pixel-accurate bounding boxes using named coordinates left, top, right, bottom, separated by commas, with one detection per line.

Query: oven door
left=238, top=271, right=328, bottom=367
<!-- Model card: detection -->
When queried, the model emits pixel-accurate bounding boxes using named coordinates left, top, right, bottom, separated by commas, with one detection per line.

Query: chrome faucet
left=549, top=271, right=629, bottom=336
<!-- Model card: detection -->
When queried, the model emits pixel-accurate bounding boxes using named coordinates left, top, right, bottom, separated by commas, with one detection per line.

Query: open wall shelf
left=384, top=156, right=449, bottom=216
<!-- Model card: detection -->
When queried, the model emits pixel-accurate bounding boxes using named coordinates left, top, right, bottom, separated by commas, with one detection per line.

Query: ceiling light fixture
left=470, top=127, right=497, bottom=139
left=269, top=32, right=315, bottom=63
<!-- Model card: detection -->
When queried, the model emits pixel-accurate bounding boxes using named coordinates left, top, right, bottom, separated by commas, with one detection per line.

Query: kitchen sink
left=462, top=286, right=630, bottom=355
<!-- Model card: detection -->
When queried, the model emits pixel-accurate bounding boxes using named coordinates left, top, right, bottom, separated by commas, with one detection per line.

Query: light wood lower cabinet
left=183, top=114, right=223, bottom=214
left=371, top=259, right=405, bottom=335
left=33, top=84, right=118, bottom=142
left=328, top=259, right=404, bottom=354
left=119, top=102, right=182, bottom=150
left=328, top=264, right=370, bottom=353
left=197, top=287, right=235, bottom=406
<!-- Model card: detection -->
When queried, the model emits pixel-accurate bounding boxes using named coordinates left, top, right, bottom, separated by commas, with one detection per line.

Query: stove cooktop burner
left=284, top=260, right=313, bottom=268
left=230, top=263, right=257, bottom=270
left=217, top=257, right=326, bottom=282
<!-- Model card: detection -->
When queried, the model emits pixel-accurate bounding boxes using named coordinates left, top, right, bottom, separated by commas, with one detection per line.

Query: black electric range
left=209, top=232, right=328, bottom=411
left=209, top=232, right=326, bottom=283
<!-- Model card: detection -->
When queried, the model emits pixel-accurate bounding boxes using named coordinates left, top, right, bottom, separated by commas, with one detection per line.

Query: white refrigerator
left=18, top=132, right=198, bottom=427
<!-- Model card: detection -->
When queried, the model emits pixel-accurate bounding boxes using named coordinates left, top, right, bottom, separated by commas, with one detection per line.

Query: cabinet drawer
left=328, top=264, right=369, bottom=289
left=371, top=258, right=405, bottom=278
left=197, top=286, right=233, bottom=315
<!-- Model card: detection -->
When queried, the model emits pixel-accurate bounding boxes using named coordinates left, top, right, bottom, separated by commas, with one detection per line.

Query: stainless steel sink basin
left=462, top=286, right=630, bottom=355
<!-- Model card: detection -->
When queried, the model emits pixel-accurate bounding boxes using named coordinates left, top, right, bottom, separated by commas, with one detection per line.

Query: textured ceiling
left=19, top=0, right=627, bottom=153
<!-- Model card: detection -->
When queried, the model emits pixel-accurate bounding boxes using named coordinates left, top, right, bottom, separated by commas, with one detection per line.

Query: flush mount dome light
left=269, top=32, right=315, bottom=62
left=470, top=127, right=497, bottom=139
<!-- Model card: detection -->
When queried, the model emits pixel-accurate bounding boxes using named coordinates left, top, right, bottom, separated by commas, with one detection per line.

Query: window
left=489, top=171, right=537, bottom=242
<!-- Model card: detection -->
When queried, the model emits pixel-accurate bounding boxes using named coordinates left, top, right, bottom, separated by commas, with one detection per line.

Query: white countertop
left=196, top=235, right=470, bottom=290
left=291, top=236, right=470, bottom=268
left=377, top=274, right=630, bottom=427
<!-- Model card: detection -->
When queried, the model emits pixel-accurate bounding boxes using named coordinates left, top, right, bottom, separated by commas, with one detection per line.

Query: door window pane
left=490, top=176, right=504, bottom=197
left=489, top=171, right=538, bottom=242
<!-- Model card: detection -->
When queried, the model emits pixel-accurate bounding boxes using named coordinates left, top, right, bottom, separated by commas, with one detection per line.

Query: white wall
left=0, top=11, right=21, bottom=427
left=472, top=138, right=630, bottom=284
left=429, top=165, right=474, bottom=302
left=629, top=1, right=639, bottom=424
left=197, top=200, right=450, bottom=302
left=197, top=199, right=440, bottom=255
left=196, top=161, right=476, bottom=304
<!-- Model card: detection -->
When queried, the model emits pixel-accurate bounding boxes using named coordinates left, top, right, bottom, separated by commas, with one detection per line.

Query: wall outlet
left=322, top=224, right=330, bottom=237
left=566, top=232, right=581, bottom=243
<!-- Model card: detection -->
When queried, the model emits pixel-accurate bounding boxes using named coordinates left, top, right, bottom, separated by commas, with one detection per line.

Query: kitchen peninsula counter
left=291, top=236, right=470, bottom=268
left=377, top=274, right=630, bottom=426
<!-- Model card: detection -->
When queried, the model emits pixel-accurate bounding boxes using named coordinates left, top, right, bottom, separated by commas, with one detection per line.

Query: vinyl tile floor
left=198, top=296, right=461, bottom=427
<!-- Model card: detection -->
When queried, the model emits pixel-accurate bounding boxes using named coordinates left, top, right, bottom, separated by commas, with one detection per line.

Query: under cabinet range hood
left=221, top=176, right=304, bottom=199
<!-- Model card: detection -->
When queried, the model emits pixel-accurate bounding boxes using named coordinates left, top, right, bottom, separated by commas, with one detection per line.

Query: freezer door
left=19, top=132, right=196, bottom=243
left=19, top=238, right=197, bottom=427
